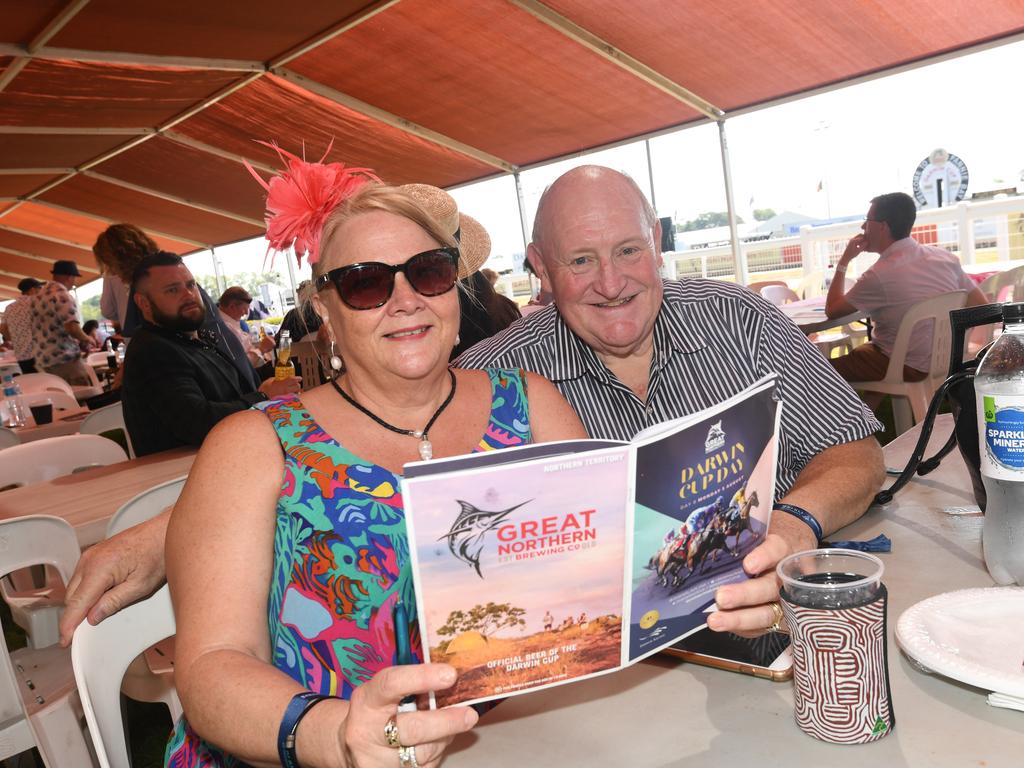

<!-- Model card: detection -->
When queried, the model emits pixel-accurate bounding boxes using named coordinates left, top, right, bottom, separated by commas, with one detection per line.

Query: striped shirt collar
left=546, top=282, right=707, bottom=383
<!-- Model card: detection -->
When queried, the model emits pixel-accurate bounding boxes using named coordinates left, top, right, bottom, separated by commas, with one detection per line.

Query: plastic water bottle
left=975, top=301, right=1024, bottom=585
left=2, top=374, right=25, bottom=428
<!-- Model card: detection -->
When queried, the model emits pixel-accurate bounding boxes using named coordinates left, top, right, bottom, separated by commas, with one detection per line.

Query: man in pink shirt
left=825, top=192, right=986, bottom=391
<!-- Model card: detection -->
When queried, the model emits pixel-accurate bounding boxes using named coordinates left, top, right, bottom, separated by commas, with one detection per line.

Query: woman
left=81, top=319, right=104, bottom=349
left=451, top=270, right=522, bottom=359
left=93, top=223, right=157, bottom=331
left=165, top=182, right=586, bottom=767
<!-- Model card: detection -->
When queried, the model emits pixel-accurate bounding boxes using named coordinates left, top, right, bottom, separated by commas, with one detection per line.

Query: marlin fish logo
left=439, top=499, right=530, bottom=578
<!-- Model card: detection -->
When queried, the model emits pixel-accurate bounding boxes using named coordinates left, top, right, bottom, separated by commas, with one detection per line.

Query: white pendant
left=418, top=438, right=433, bottom=461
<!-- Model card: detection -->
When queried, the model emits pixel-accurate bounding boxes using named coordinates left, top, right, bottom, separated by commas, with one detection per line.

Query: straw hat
left=401, top=183, right=490, bottom=278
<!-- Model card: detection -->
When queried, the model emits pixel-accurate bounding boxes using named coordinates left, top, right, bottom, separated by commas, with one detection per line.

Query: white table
left=12, top=405, right=89, bottom=443
left=444, top=417, right=1023, bottom=767
left=779, top=297, right=865, bottom=335
left=0, top=447, right=196, bottom=547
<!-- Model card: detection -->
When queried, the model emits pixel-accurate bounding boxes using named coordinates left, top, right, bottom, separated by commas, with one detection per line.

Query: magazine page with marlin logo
left=401, top=374, right=780, bottom=709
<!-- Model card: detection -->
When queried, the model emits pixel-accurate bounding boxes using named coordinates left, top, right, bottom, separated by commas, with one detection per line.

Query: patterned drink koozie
left=779, top=584, right=895, bottom=744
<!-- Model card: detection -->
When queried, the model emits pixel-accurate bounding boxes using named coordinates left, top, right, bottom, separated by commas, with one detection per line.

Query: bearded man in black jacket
left=122, top=252, right=300, bottom=456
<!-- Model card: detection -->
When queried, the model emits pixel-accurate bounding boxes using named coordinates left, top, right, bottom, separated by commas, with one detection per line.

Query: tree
left=436, top=602, right=527, bottom=638
left=196, top=271, right=284, bottom=300
left=679, top=212, right=743, bottom=232
left=80, top=295, right=102, bottom=322
left=753, top=208, right=777, bottom=221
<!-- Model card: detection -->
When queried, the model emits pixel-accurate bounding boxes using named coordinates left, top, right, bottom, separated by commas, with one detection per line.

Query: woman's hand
left=706, top=533, right=790, bottom=637
left=341, top=664, right=478, bottom=768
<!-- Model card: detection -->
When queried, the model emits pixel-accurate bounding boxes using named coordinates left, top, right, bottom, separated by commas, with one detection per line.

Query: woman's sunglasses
left=315, top=247, right=459, bottom=310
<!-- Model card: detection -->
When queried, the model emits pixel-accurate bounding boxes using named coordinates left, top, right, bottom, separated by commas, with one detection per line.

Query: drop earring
left=329, top=341, right=343, bottom=372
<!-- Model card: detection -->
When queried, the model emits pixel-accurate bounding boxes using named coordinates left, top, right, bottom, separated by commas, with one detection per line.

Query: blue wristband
left=773, top=502, right=823, bottom=543
left=277, top=691, right=330, bottom=768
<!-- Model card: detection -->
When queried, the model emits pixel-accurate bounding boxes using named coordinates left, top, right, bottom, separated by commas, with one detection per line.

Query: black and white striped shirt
left=455, top=279, right=882, bottom=498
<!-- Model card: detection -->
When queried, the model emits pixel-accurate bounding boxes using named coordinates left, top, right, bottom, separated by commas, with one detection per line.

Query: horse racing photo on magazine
left=401, top=375, right=781, bottom=709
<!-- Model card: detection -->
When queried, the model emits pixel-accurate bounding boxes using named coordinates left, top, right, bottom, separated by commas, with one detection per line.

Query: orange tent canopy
left=1, top=0, right=1022, bottom=298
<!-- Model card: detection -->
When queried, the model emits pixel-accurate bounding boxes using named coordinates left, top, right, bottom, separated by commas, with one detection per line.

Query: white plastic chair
left=0, top=515, right=97, bottom=767
left=0, top=434, right=128, bottom=490
left=0, top=435, right=127, bottom=648
left=73, top=585, right=176, bottom=768
left=292, top=340, right=324, bottom=390
left=796, top=269, right=826, bottom=299
left=85, top=352, right=110, bottom=368
left=848, top=290, right=968, bottom=434
left=80, top=402, right=135, bottom=459
left=13, top=372, right=75, bottom=398
left=104, top=477, right=186, bottom=726
left=759, top=284, right=800, bottom=305
left=746, top=279, right=786, bottom=294
left=0, top=426, right=18, bottom=449
left=16, top=370, right=102, bottom=403
left=107, top=476, right=186, bottom=538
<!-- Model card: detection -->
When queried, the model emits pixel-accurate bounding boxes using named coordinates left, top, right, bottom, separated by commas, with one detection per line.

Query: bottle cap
left=1003, top=303, right=1024, bottom=324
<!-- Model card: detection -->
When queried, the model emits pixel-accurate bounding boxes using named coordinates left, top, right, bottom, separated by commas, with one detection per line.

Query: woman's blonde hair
left=315, top=184, right=457, bottom=280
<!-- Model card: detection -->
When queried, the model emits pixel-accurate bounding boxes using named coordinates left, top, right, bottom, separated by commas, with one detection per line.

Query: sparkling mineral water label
left=979, top=394, right=1024, bottom=480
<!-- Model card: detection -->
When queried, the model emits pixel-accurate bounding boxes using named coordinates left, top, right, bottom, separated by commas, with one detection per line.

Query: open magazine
left=401, top=374, right=781, bottom=708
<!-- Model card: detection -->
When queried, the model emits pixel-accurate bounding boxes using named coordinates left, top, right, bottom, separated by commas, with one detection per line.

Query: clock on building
left=912, top=148, right=969, bottom=207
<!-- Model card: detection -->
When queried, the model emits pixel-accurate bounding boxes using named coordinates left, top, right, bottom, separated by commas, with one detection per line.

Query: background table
left=779, top=296, right=865, bottom=334
left=444, top=417, right=1023, bottom=767
left=0, top=447, right=196, bottom=546
left=12, top=405, right=89, bottom=443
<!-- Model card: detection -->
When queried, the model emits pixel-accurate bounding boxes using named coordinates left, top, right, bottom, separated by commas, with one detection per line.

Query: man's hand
left=841, top=232, right=869, bottom=265
left=258, top=376, right=302, bottom=398
left=58, top=510, right=170, bottom=646
left=707, top=533, right=790, bottom=636
left=826, top=235, right=869, bottom=318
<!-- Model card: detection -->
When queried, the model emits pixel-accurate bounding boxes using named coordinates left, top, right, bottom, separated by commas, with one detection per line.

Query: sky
left=37, top=38, right=1024, bottom=308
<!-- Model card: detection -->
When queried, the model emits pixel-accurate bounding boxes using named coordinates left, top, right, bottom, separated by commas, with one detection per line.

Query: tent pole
left=211, top=247, right=225, bottom=297
left=645, top=139, right=657, bottom=212
left=717, top=120, right=747, bottom=285
left=514, top=171, right=530, bottom=258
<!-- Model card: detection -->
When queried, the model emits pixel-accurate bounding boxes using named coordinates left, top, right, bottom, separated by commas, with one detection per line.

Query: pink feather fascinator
left=245, top=140, right=380, bottom=266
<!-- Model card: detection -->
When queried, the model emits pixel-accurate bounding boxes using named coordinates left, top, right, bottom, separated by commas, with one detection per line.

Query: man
left=826, top=192, right=986, bottom=387
left=456, top=165, right=885, bottom=635
left=217, top=285, right=274, bottom=370
left=31, top=259, right=97, bottom=384
left=121, top=253, right=299, bottom=457
left=0, top=277, right=43, bottom=373
left=57, top=168, right=883, bottom=644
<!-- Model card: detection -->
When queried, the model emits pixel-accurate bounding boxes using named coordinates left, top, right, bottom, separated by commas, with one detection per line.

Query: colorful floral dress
left=165, top=368, right=531, bottom=767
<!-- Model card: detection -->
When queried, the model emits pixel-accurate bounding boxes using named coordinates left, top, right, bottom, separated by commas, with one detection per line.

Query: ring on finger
left=767, top=601, right=784, bottom=633
left=384, top=717, right=401, bottom=749
left=398, top=744, right=419, bottom=768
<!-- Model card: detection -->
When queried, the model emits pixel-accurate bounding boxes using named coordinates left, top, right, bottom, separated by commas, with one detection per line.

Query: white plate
left=896, top=587, right=1024, bottom=698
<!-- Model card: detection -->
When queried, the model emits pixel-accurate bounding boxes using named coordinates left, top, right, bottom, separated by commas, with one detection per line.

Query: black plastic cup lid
left=1003, top=302, right=1024, bottom=323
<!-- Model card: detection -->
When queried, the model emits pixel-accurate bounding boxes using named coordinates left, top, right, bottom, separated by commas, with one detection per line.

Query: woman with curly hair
left=93, top=223, right=158, bottom=331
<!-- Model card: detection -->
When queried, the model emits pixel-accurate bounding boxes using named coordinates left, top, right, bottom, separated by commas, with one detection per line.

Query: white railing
left=661, top=196, right=1024, bottom=290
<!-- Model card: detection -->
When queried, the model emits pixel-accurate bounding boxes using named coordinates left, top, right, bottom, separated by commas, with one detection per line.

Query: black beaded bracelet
left=773, top=502, right=823, bottom=544
left=277, top=691, right=331, bottom=768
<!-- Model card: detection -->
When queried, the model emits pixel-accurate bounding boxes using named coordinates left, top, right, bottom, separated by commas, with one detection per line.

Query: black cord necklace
left=330, top=369, right=457, bottom=460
